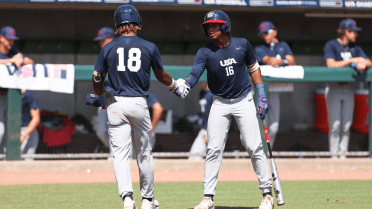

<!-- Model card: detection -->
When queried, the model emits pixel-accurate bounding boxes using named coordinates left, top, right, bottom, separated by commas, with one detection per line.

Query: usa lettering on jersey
left=220, top=58, right=237, bottom=67
left=220, top=58, right=237, bottom=76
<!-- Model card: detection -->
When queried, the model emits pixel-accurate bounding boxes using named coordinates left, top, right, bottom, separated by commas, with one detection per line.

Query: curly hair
left=116, top=23, right=139, bottom=35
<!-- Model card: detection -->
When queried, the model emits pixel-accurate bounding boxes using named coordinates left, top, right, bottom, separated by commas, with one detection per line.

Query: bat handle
left=261, top=118, right=273, bottom=158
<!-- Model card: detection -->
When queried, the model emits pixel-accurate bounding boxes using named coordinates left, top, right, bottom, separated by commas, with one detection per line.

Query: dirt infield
left=0, top=158, right=371, bottom=185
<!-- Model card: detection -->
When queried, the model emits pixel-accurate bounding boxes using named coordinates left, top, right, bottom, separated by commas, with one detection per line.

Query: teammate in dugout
left=174, top=10, right=274, bottom=209
left=92, top=5, right=187, bottom=209
left=92, top=27, right=163, bottom=160
left=324, top=18, right=372, bottom=159
left=0, top=26, right=35, bottom=160
left=255, top=21, right=296, bottom=149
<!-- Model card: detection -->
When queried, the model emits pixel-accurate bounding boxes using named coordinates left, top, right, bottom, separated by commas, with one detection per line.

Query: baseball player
left=0, top=26, right=34, bottom=158
left=92, top=28, right=164, bottom=159
left=255, top=21, right=296, bottom=148
left=93, top=27, right=116, bottom=159
left=174, top=10, right=274, bottom=209
left=92, top=5, right=187, bottom=209
left=324, top=18, right=372, bottom=159
left=188, top=82, right=213, bottom=160
left=0, top=89, right=40, bottom=161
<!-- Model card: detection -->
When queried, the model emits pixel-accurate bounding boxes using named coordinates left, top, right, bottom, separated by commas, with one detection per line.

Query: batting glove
left=256, top=95, right=269, bottom=120
left=174, top=79, right=191, bottom=98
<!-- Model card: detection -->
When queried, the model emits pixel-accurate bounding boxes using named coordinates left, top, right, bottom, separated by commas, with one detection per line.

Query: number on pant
left=117, top=47, right=142, bottom=72
left=225, top=66, right=234, bottom=76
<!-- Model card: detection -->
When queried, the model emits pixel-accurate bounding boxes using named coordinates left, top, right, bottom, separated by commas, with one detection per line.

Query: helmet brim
left=201, top=20, right=227, bottom=26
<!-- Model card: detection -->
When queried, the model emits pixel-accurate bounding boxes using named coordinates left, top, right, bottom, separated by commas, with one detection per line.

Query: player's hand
left=256, top=95, right=269, bottom=120
left=20, top=134, right=26, bottom=144
left=12, top=53, right=24, bottom=68
left=174, top=79, right=190, bottom=98
left=356, top=61, right=367, bottom=72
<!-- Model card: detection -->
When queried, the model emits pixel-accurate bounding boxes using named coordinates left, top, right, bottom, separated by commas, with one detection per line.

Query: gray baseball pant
left=20, top=127, right=39, bottom=161
left=268, top=92, right=280, bottom=148
left=107, top=96, right=154, bottom=199
left=189, top=128, right=207, bottom=160
left=325, top=83, right=354, bottom=158
left=204, top=91, right=272, bottom=195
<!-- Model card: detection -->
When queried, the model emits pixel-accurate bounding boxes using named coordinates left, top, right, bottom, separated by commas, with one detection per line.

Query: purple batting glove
left=256, top=95, right=269, bottom=120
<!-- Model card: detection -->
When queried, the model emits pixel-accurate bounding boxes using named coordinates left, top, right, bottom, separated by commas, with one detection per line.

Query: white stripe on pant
left=204, top=91, right=272, bottom=195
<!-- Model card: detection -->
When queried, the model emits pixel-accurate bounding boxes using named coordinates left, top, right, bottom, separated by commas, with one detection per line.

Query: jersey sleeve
left=355, top=44, right=368, bottom=59
left=11, top=49, right=26, bottom=59
left=245, top=40, right=258, bottom=66
left=27, top=91, right=39, bottom=110
left=150, top=44, right=164, bottom=72
left=254, top=46, right=266, bottom=64
left=324, top=41, right=336, bottom=61
left=94, top=48, right=108, bottom=74
left=186, top=48, right=207, bottom=88
left=146, top=90, right=159, bottom=108
left=282, top=42, right=294, bottom=56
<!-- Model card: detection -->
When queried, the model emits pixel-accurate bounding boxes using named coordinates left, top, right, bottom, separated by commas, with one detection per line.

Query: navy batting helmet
left=201, top=10, right=231, bottom=37
left=114, top=5, right=142, bottom=29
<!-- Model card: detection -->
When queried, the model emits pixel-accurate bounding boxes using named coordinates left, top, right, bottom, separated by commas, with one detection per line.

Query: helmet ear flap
left=203, top=26, right=209, bottom=37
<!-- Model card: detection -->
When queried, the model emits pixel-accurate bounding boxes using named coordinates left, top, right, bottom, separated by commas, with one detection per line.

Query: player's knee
left=330, top=121, right=341, bottom=133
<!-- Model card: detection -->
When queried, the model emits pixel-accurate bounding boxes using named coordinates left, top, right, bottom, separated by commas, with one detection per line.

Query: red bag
left=38, top=111, right=75, bottom=147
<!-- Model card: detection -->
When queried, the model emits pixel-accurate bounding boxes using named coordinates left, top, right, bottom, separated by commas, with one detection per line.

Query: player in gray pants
left=92, top=4, right=188, bottom=209
left=255, top=21, right=296, bottom=148
left=324, top=18, right=372, bottom=159
left=175, top=10, right=273, bottom=209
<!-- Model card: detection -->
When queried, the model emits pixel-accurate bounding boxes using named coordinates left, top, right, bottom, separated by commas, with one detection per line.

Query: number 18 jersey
left=94, top=35, right=163, bottom=97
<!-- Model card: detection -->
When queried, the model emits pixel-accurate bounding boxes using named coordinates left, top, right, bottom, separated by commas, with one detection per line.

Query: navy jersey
left=188, top=37, right=257, bottom=98
left=199, top=90, right=213, bottom=128
left=255, top=41, right=294, bottom=64
left=147, top=90, right=159, bottom=108
left=324, top=39, right=368, bottom=63
left=0, top=49, right=25, bottom=60
left=21, top=90, right=39, bottom=127
left=95, top=36, right=163, bottom=97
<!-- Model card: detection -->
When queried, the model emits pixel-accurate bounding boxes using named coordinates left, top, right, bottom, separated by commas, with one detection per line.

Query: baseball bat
left=262, top=119, right=285, bottom=206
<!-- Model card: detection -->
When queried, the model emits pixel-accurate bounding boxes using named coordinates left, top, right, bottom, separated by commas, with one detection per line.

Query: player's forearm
left=151, top=103, right=163, bottom=131
left=22, top=57, right=34, bottom=65
left=249, top=68, right=264, bottom=85
left=263, top=57, right=283, bottom=66
left=22, top=114, right=40, bottom=138
left=154, top=68, right=173, bottom=86
left=326, top=59, right=352, bottom=68
left=0, top=58, right=14, bottom=65
left=93, top=85, right=105, bottom=96
left=92, top=70, right=106, bottom=96
left=285, top=55, right=296, bottom=65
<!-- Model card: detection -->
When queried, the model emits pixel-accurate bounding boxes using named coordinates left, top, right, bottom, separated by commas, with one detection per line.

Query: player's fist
left=256, top=95, right=269, bottom=120
left=174, top=79, right=190, bottom=98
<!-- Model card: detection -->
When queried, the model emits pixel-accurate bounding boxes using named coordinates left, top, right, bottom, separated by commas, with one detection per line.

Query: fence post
left=6, top=89, right=21, bottom=161
left=369, top=82, right=372, bottom=157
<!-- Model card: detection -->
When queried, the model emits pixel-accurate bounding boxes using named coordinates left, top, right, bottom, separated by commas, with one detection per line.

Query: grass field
left=0, top=180, right=371, bottom=209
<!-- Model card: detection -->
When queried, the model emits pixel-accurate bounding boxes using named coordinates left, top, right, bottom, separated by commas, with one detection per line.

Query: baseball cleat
left=141, top=199, right=159, bottom=209
left=194, top=197, right=215, bottom=209
left=258, top=195, right=274, bottom=209
left=123, top=196, right=137, bottom=209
